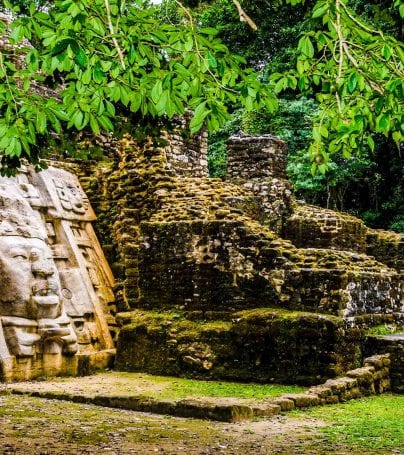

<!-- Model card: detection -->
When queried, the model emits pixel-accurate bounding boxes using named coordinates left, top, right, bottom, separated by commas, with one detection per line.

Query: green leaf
left=382, top=45, right=392, bottom=59
left=97, top=115, right=114, bottom=131
left=207, top=52, right=217, bottom=69
left=36, top=111, right=47, bottom=133
left=392, top=131, right=401, bottom=147
left=151, top=80, right=163, bottom=104
left=199, top=28, right=218, bottom=36
left=82, top=69, right=92, bottom=85
left=155, top=90, right=169, bottom=115
left=52, top=38, right=74, bottom=56
left=347, top=73, right=357, bottom=93
left=73, top=110, right=84, bottom=129
left=312, top=2, right=328, bottom=19
left=89, top=115, right=100, bottom=134
left=190, top=101, right=210, bottom=133
left=367, top=135, right=375, bottom=152
left=298, top=36, right=314, bottom=58
left=120, top=86, right=130, bottom=107
left=93, top=65, right=104, bottom=84
left=377, top=114, right=390, bottom=133
left=130, top=92, right=142, bottom=113
left=320, top=125, right=328, bottom=138
left=74, top=48, right=88, bottom=68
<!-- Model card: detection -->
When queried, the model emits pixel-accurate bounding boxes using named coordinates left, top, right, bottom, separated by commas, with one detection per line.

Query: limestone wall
left=364, top=335, right=403, bottom=393
left=227, top=134, right=293, bottom=233
left=227, top=134, right=288, bottom=180
left=47, top=130, right=402, bottom=385
left=284, top=204, right=368, bottom=252
left=162, top=119, right=208, bottom=178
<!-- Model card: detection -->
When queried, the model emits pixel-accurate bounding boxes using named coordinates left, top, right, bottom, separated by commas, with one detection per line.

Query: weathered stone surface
left=284, top=204, right=368, bottom=253
left=364, top=335, right=403, bottom=393
left=49, top=129, right=401, bottom=385
left=0, top=166, right=115, bottom=382
left=270, top=397, right=295, bottom=411
left=115, top=308, right=364, bottom=385
left=281, top=393, right=320, bottom=408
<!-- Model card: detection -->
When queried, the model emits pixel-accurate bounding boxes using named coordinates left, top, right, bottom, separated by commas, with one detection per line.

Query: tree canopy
left=0, top=0, right=403, bottom=175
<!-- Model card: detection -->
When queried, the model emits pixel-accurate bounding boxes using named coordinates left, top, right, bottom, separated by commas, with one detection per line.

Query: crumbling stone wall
left=284, top=203, right=368, bottom=253
left=364, top=335, right=403, bottom=393
left=162, top=120, right=208, bottom=178
left=227, top=134, right=293, bottom=233
left=48, top=129, right=402, bottom=385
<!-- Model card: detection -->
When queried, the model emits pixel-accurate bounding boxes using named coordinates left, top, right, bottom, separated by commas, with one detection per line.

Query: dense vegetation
left=0, top=0, right=403, bottom=230
left=184, top=0, right=403, bottom=231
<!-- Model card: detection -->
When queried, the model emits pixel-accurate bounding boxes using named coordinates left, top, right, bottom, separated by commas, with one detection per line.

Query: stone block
left=251, top=403, right=281, bottom=417
left=346, top=367, right=374, bottom=385
left=325, top=395, right=340, bottom=404
left=270, top=397, right=295, bottom=411
left=282, top=393, right=320, bottom=408
left=308, top=385, right=332, bottom=398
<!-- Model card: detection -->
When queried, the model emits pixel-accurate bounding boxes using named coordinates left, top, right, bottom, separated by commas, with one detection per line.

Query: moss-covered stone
left=63, top=130, right=402, bottom=385
left=115, top=308, right=366, bottom=385
left=284, top=204, right=368, bottom=252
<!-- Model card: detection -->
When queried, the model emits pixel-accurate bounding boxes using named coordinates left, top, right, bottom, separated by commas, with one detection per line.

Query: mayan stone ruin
left=60, top=129, right=401, bottom=386
left=0, top=165, right=115, bottom=382
left=0, top=120, right=402, bottom=387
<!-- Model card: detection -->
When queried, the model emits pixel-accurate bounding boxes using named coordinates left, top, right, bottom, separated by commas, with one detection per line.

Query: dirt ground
left=0, top=393, right=388, bottom=455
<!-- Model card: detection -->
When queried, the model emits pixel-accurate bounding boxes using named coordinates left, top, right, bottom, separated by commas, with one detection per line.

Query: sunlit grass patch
left=294, top=394, right=404, bottom=452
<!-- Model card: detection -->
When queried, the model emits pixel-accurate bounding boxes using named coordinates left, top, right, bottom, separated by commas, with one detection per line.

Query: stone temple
left=0, top=129, right=402, bottom=386
left=78, top=129, right=402, bottom=386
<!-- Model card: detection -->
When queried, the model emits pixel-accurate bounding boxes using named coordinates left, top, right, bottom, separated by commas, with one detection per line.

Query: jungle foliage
left=0, top=0, right=277, bottom=174
left=190, top=0, right=403, bottom=231
left=0, top=0, right=403, bottom=230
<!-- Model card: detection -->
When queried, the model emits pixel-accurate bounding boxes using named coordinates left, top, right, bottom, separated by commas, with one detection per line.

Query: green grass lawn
left=155, top=376, right=306, bottom=399
left=295, top=394, right=404, bottom=452
left=113, top=372, right=307, bottom=399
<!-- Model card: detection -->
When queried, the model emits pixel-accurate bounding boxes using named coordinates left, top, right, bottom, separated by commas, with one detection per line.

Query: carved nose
left=32, top=260, right=55, bottom=278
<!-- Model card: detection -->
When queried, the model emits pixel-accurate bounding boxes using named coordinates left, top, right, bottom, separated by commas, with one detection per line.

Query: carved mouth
left=31, top=295, right=60, bottom=306
left=34, top=289, right=56, bottom=296
left=32, top=280, right=59, bottom=298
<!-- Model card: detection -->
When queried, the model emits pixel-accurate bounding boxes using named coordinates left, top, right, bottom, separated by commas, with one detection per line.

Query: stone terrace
left=75, top=131, right=402, bottom=385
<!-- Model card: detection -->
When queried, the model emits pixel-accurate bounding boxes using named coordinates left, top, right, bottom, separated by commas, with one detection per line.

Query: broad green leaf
left=347, top=73, right=357, bottom=93
left=312, top=2, right=328, bottom=19
left=298, top=36, right=314, bottom=58
left=74, top=48, right=88, bottom=68
left=367, top=135, right=375, bottom=152
left=130, top=92, right=142, bottom=113
left=36, top=111, right=47, bottom=133
left=89, top=115, right=100, bottom=134
left=151, top=80, right=163, bottom=104
left=73, top=110, right=84, bottom=129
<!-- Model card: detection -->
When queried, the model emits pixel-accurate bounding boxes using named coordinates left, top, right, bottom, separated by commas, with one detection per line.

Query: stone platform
left=2, top=353, right=392, bottom=422
left=74, top=132, right=402, bottom=385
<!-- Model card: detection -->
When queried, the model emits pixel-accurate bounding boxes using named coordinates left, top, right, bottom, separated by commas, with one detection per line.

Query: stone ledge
left=3, top=354, right=394, bottom=422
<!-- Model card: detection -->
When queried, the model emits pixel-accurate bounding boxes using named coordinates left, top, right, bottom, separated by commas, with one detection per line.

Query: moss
left=366, top=324, right=402, bottom=336
left=296, top=394, right=404, bottom=452
left=234, top=307, right=342, bottom=324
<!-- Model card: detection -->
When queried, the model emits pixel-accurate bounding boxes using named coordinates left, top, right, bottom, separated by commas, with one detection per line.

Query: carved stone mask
left=0, top=182, right=62, bottom=320
left=0, top=236, right=62, bottom=320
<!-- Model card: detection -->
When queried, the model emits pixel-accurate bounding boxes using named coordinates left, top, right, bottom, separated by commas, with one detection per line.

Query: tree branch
left=231, top=0, right=257, bottom=31
left=104, top=0, right=125, bottom=69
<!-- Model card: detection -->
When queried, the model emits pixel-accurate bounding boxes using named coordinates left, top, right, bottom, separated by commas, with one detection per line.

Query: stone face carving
left=0, top=166, right=115, bottom=382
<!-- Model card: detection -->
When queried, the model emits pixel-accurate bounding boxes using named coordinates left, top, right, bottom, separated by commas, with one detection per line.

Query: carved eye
left=11, top=250, right=29, bottom=260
